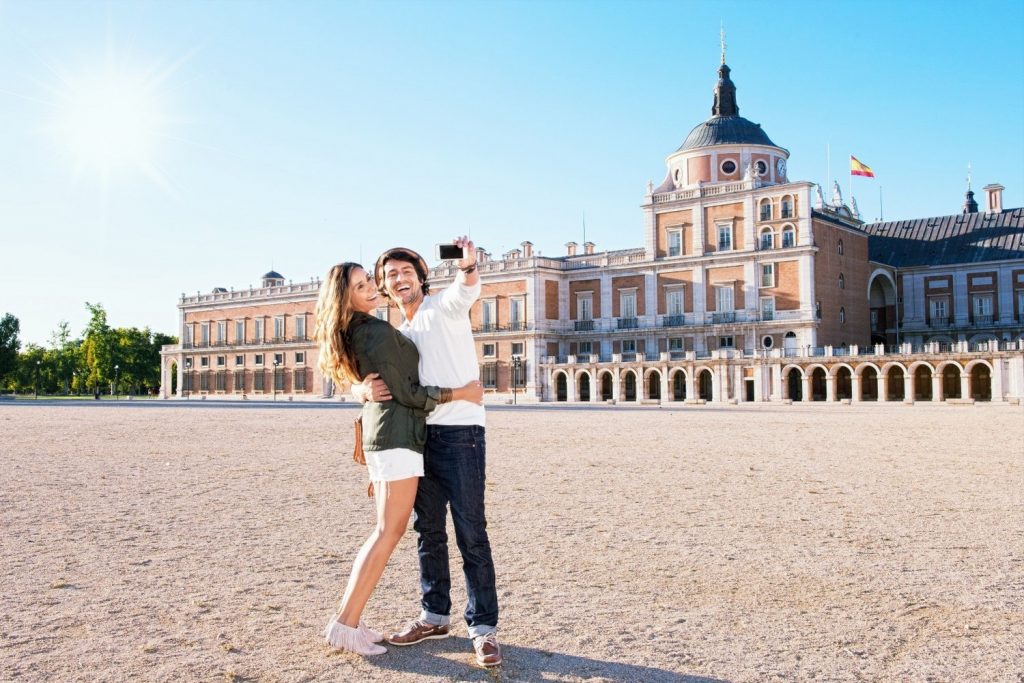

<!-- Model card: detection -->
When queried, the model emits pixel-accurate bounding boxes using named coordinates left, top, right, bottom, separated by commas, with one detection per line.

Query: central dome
left=678, top=115, right=777, bottom=151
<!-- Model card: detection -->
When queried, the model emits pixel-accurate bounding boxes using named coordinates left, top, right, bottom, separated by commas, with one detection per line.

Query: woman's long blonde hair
left=314, top=262, right=363, bottom=385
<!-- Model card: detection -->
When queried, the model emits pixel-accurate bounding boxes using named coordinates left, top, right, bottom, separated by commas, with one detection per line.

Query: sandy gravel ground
left=1, top=401, right=1022, bottom=682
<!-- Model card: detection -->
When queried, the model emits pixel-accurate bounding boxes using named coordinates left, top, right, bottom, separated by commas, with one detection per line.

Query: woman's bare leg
left=337, top=476, right=418, bottom=627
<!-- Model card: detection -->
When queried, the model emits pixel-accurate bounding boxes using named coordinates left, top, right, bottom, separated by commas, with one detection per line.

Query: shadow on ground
left=365, top=636, right=729, bottom=682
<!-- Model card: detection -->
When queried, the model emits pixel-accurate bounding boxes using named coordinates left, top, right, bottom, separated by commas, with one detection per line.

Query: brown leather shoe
left=473, top=633, right=502, bottom=667
left=386, top=619, right=450, bottom=646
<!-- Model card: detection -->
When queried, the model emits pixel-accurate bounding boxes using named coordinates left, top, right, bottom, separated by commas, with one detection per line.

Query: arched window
left=839, top=273, right=845, bottom=290
left=781, top=196, right=793, bottom=218
left=838, top=239, right=844, bottom=255
left=760, top=228, right=774, bottom=250
left=839, top=307, right=846, bottom=324
left=759, top=199, right=772, bottom=222
left=782, top=225, right=796, bottom=248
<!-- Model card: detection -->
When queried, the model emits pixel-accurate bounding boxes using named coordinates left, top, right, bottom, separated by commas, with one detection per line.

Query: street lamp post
left=511, top=355, right=521, bottom=405
left=72, top=371, right=76, bottom=397
left=114, top=364, right=120, bottom=400
left=35, top=360, right=40, bottom=399
left=273, top=359, right=280, bottom=401
left=184, top=358, right=192, bottom=399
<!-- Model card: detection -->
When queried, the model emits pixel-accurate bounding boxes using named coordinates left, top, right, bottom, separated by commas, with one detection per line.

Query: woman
left=314, top=262, right=483, bottom=656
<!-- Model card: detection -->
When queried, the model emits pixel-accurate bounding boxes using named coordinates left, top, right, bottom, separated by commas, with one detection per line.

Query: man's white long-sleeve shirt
left=398, top=279, right=485, bottom=427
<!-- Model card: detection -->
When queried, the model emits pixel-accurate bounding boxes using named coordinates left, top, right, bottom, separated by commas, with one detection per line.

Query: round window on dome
left=720, top=159, right=737, bottom=176
left=755, top=160, right=768, bottom=176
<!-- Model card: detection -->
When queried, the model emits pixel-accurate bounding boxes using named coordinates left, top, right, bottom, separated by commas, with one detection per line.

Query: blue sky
left=2, top=0, right=1022, bottom=345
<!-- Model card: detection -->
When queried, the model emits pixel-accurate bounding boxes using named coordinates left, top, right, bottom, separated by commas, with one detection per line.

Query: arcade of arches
left=544, top=350, right=1019, bottom=404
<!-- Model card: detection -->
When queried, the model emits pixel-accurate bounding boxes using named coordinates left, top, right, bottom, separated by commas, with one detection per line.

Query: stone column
left=660, top=369, right=669, bottom=403
left=686, top=367, right=696, bottom=402
left=825, top=374, right=836, bottom=402
left=878, top=373, right=889, bottom=402
left=567, top=372, right=577, bottom=403
left=712, top=366, right=722, bottom=402
left=591, top=372, right=600, bottom=403
left=612, top=372, right=621, bottom=403
left=903, top=373, right=914, bottom=404
left=771, top=363, right=782, bottom=401
left=931, top=373, right=943, bottom=402
left=991, top=357, right=1006, bottom=402
left=801, top=374, right=812, bottom=402
left=851, top=374, right=861, bottom=402
left=959, top=373, right=970, bottom=401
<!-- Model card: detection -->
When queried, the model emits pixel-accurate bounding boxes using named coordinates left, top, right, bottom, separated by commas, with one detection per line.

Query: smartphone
left=436, top=243, right=464, bottom=261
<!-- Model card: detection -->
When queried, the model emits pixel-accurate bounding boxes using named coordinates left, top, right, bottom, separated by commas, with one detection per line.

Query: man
left=356, top=236, right=501, bottom=667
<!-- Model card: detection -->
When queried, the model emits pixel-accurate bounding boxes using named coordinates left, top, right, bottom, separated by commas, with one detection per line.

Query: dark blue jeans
left=413, top=425, right=498, bottom=637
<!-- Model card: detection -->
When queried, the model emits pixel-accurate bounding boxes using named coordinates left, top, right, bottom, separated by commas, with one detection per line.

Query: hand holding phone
left=436, top=243, right=464, bottom=261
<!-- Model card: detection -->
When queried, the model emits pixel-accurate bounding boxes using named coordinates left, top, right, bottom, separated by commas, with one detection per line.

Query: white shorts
left=364, top=448, right=423, bottom=482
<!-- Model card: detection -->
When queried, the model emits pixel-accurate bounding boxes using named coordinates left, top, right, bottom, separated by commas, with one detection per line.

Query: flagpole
left=826, top=143, right=831, bottom=197
left=848, top=153, right=852, bottom=209
left=879, top=186, right=884, bottom=222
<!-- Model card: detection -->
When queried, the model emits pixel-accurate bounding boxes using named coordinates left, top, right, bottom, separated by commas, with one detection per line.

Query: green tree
left=0, top=313, right=20, bottom=390
left=50, top=321, right=83, bottom=394
left=83, top=302, right=114, bottom=393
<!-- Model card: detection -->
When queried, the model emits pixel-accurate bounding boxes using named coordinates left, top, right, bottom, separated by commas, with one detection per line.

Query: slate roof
left=678, top=115, right=778, bottom=151
left=862, top=208, right=1024, bottom=268
left=262, top=270, right=285, bottom=280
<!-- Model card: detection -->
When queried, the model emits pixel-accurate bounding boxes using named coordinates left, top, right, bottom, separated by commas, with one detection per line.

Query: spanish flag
left=850, top=155, right=875, bottom=178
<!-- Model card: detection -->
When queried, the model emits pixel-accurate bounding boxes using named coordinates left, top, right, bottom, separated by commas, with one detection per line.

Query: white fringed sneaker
left=324, top=615, right=386, bottom=655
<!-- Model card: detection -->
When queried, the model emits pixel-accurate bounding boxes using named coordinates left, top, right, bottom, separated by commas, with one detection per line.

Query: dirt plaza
left=1, top=401, right=1022, bottom=682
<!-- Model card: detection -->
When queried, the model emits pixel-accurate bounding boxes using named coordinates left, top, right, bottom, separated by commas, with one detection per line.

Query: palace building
left=160, top=59, right=1024, bottom=404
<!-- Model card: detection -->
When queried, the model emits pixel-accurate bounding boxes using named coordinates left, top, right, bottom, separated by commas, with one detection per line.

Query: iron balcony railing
left=711, top=312, right=736, bottom=324
left=574, top=319, right=595, bottom=331
left=617, top=317, right=639, bottom=329
left=929, top=317, right=950, bottom=328
left=972, top=315, right=994, bottom=326
left=663, top=314, right=685, bottom=327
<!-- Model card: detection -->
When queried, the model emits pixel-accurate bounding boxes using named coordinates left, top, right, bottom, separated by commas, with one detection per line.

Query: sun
left=45, top=49, right=188, bottom=187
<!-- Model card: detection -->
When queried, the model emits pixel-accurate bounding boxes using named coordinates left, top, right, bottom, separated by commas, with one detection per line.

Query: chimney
left=983, top=183, right=1004, bottom=214
left=521, top=241, right=533, bottom=258
left=565, top=241, right=578, bottom=256
left=583, top=241, right=595, bottom=255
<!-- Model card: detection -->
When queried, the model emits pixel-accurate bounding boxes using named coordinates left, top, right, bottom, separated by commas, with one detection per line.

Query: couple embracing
left=312, top=238, right=501, bottom=668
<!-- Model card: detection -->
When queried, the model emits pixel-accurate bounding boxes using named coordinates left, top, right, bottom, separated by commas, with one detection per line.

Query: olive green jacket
left=350, top=312, right=440, bottom=453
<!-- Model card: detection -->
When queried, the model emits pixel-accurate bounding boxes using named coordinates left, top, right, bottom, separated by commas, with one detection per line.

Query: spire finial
left=967, top=161, right=972, bottom=191
left=720, top=22, right=726, bottom=65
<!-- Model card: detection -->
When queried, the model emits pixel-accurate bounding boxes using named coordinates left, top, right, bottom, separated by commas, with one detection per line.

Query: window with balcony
left=294, top=316, right=306, bottom=340
left=781, top=197, right=793, bottom=218
left=235, top=320, right=245, bottom=343
left=254, top=319, right=264, bottom=343
left=576, top=294, right=594, bottom=331
left=200, top=323, right=210, bottom=345
left=760, top=297, right=775, bottom=321
left=782, top=226, right=796, bottom=248
left=619, top=290, right=638, bottom=328
left=274, top=317, right=285, bottom=341
left=509, top=297, right=525, bottom=330
left=717, top=224, right=733, bottom=251
left=761, top=263, right=775, bottom=288
left=972, top=294, right=994, bottom=324
left=184, top=325, right=193, bottom=347
left=667, top=228, right=682, bottom=257
left=759, top=200, right=772, bottom=221
left=578, top=341, right=592, bottom=355
left=481, top=300, right=496, bottom=332
left=760, top=229, right=774, bottom=250
left=217, top=321, right=226, bottom=344
left=665, top=289, right=684, bottom=327
left=715, top=285, right=734, bottom=314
